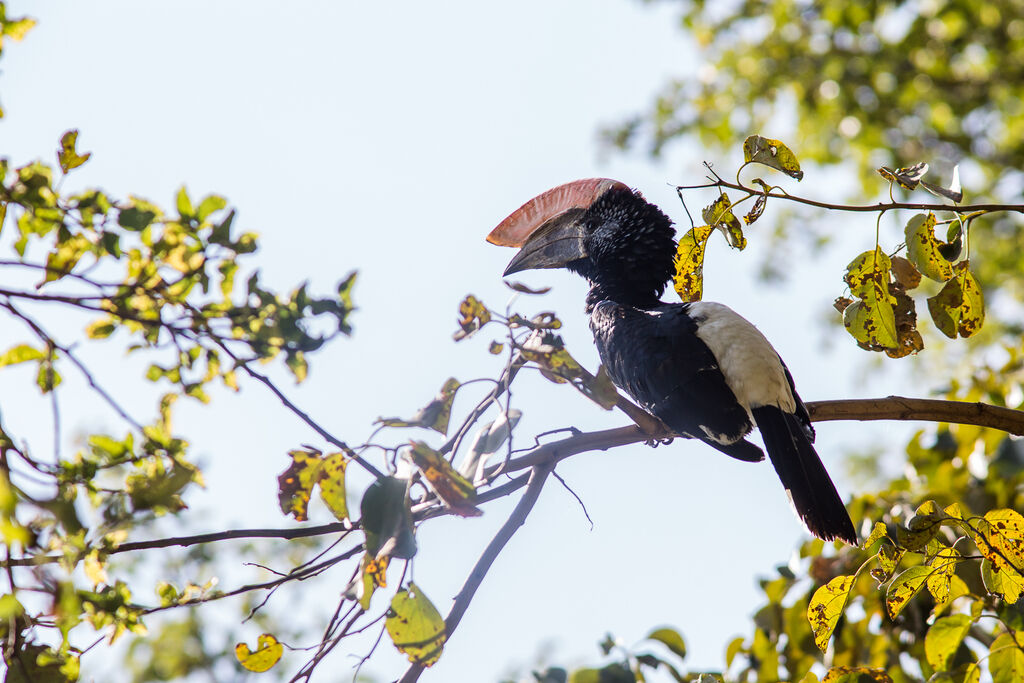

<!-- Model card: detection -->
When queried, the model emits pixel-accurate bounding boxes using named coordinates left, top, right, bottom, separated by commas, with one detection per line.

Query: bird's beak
left=486, top=177, right=629, bottom=276
left=501, top=209, right=588, bottom=275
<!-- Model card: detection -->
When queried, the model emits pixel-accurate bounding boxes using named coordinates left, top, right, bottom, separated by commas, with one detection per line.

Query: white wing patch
left=687, top=302, right=796, bottom=414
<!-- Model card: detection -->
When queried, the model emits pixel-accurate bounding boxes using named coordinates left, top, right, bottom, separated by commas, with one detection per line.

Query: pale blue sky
left=0, top=3, right=906, bottom=681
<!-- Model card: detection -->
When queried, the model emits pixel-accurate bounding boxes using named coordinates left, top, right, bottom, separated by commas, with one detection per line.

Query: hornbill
left=487, top=178, right=857, bottom=544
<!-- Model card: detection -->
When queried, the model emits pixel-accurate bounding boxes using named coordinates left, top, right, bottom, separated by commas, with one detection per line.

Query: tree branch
left=398, top=463, right=553, bottom=683
left=807, top=396, right=1024, bottom=435
left=677, top=178, right=1024, bottom=216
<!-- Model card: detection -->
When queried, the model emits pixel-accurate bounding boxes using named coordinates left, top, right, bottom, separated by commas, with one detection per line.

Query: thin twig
left=398, top=463, right=553, bottom=683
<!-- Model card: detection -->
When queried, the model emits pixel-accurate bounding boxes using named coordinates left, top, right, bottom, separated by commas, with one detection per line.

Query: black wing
left=590, top=301, right=757, bottom=450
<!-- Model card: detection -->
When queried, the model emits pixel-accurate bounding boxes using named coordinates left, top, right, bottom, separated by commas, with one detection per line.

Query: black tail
left=752, top=405, right=857, bottom=544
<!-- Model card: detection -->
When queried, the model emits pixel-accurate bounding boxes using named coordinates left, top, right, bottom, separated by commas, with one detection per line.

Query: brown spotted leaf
left=843, top=248, right=897, bottom=350
left=277, top=448, right=323, bottom=521
left=808, top=574, right=855, bottom=651
left=885, top=283, right=923, bottom=359
left=743, top=135, right=803, bottom=180
left=904, top=213, right=954, bottom=282
left=453, top=295, right=491, bottom=341
left=822, top=667, right=893, bottom=683
left=406, top=441, right=480, bottom=516
left=886, top=565, right=932, bottom=619
left=673, top=225, right=713, bottom=302
left=927, top=262, right=985, bottom=339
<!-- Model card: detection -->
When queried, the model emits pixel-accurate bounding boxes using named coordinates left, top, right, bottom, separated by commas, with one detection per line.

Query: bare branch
left=808, top=396, right=1024, bottom=435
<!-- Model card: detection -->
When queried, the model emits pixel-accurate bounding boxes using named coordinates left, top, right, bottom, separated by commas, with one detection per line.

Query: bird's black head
left=567, top=186, right=676, bottom=308
left=488, top=179, right=676, bottom=310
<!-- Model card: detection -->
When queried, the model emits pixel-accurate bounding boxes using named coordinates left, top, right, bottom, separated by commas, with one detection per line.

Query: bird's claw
left=644, top=436, right=675, bottom=448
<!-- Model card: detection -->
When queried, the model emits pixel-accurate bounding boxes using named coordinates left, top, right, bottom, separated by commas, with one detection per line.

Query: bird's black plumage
left=496, top=182, right=857, bottom=544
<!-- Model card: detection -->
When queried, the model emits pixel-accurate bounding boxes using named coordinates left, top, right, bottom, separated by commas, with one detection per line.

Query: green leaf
left=361, top=476, right=417, bottom=560
left=927, top=262, right=985, bottom=339
left=742, top=135, right=803, bottom=180
left=196, top=194, right=227, bottom=222
left=925, top=614, right=972, bottom=672
left=904, top=213, right=954, bottom=282
left=57, top=129, right=91, bottom=173
left=0, top=343, right=44, bottom=367
left=990, top=631, right=1024, bottom=683
left=808, top=574, right=855, bottom=651
left=673, top=225, right=713, bottom=302
left=885, top=565, right=932, bottom=619
left=234, top=633, right=283, bottom=673
left=646, top=627, right=687, bottom=660
left=386, top=583, right=446, bottom=667
left=175, top=186, right=194, bottom=218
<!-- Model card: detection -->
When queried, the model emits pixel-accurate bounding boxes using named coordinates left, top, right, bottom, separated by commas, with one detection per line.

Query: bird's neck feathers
left=567, top=188, right=677, bottom=312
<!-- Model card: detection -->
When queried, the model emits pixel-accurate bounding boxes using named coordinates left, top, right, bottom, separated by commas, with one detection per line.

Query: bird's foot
left=644, top=436, right=675, bottom=448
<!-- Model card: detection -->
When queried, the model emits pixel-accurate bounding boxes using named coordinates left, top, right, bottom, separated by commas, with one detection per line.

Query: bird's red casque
left=486, top=178, right=628, bottom=247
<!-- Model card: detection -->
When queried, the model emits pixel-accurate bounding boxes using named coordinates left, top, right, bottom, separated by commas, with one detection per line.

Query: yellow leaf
left=982, top=558, right=1024, bottom=604
left=57, top=129, right=91, bottom=173
left=904, top=213, right=954, bottom=282
left=235, top=633, right=284, bottom=673
left=673, top=225, right=713, bottom=302
left=702, top=194, right=746, bottom=249
left=742, top=135, right=804, bottom=180
left=84, top=550, right=108, bottom=588
left=926, top=546, right=960, bottom=604
left=317, top=451, right=349, bottom=521
left=807, top=574, right=855, bottom=651
left=386, top=583, right=447, bottom=667
left=925, top=614, right=972, bottom=673
left=863, top=521, right=888, bottom=550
